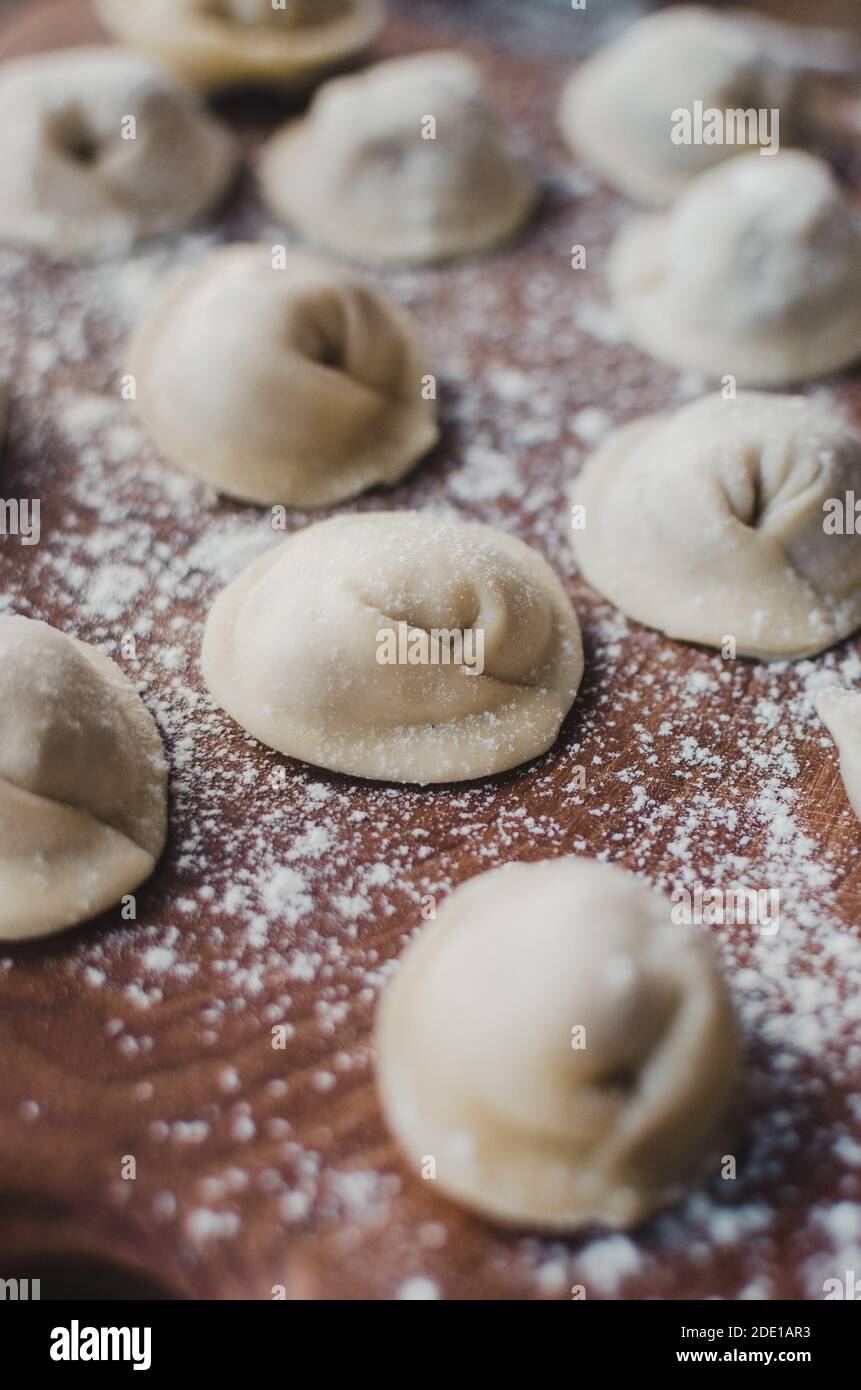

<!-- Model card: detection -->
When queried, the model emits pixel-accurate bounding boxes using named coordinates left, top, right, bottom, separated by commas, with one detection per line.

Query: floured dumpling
left=259, top=50, right=537, bottom=266
left=608, top=150, right=861, bottom=385
left=130, top=244, right=439, bottom=507
left=817, top=687, right=861, bottom=822
left=570, top=392, right=861, bottom=661
left=376, top=857, right=740, bottom=1231
left=202, top=513, right=584, bottom=783
left=0, top=47, right=237, bottom=258
left=559, top=5, right=799, bottom=207
left=0, top=617, right=169, bottom=942
left=94, top=0, right=385, bottom=92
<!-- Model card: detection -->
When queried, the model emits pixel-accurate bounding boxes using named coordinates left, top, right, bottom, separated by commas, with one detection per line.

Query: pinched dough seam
left=351, top=599, right=567, bottom=697
left=0, top=771, right=161, bottom=862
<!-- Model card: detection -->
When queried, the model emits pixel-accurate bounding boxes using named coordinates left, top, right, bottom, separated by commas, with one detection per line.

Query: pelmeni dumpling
left=130, top=244, right=439, bottom=507
left=817, top=687, right=861, bottom=822
left=0, top=48, right=237, bottom=259
left=376, top=857, right=740, bottom=1231
left=571, top=393, right=861, bottom=661
left=202, top=513, right=584, bottom=784
left=260, top=51, right=538, bottom=266
left=559, top=6, right=801, bottom=207
left=0, top=617, right=169, bottom=942
left=608, top=151, right=861, bottom=386
left=94, top=0, right=385, bottom=92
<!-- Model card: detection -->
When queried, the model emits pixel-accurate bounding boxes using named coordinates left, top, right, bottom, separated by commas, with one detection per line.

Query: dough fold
left=0, top=47, right=237, bottom=258
left=608, top=151, right=861, bottom=385
left=559, top=5, right=800, bottom=207
left=201, top=512, right=584, bottom=783
left=570, top=392, right=861, bottom=660
left=260, top=50, right=537, bottom=266
left=130, top=245, right=439, bottom=507
left=94, top=0, right=385, bottom=91
left=0, top=617, right=169, bottom=941
left=376, top=857, right=740, bottom=1231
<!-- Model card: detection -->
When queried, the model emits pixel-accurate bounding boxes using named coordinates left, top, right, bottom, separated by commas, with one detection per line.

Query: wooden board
left=1, top=0, right=861, bottom=1301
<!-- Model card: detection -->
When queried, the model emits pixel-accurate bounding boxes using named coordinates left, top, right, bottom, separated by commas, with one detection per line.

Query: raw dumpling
left=0, top=47, right=237, bottom=259
left=259, top=50, right=537, bottom=266
left=94, top=0, right=385, bottom=92
left=608, top=150, right=861, bottom=385
left=817, top=687, right=861, bottom=822
left=130, top=244, right=439, bottom=507
left=376, top=857, right=740, bottom=1231
left=0, top=617, right=169, bottom=942
left=570, top=392, right=861, bottom=661
left=559, top=5, right=797, bottom=207
left=201, top=512, right=584, bottom=783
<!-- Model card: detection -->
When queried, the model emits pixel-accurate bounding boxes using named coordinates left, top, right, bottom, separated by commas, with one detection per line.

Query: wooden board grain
left=1, top=0, right=861, bottom=1301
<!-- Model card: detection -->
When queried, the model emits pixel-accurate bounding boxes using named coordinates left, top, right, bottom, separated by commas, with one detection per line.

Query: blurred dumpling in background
left=559, top=5, right=807, bottom=206
left=0, top=47, right=237, bottom=258
left=130, top=244, right=439, bottom=507
left=608, top=150, right=861, bottom=385
left=739, top=0, right=861, bottom=29
left=260, top=50, right=538, bottom=266
left=94, top=0, right=386, bottom=91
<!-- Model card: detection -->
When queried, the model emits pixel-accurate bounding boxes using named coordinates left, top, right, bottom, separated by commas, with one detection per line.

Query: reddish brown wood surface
left=1, top=0, right=860, bottom=1301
